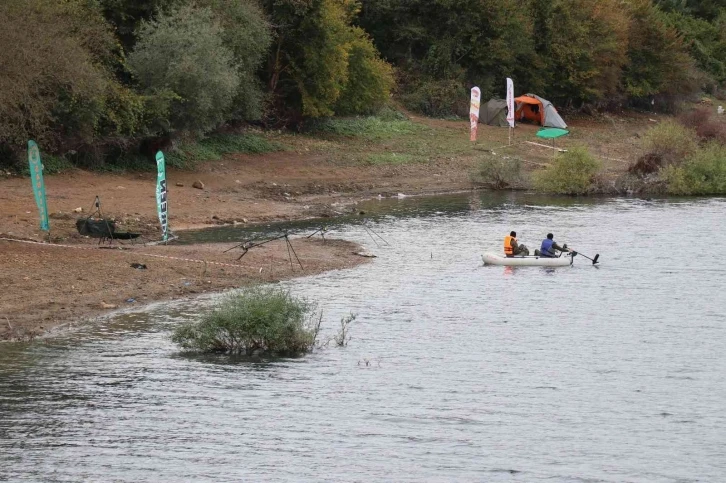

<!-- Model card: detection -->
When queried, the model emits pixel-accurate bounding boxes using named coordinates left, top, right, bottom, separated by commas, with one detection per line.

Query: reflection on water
left=1, top=193, right=726, bottom=482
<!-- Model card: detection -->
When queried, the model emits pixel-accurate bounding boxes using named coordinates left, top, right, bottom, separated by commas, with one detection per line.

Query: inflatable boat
left=481, top=252, right=575, bottom=267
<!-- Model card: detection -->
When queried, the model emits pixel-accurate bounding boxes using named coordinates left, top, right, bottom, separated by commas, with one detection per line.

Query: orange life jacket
left=504, top=235, right=516, bottom=255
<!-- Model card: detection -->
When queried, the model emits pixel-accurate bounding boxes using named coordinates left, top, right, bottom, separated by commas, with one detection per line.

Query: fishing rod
left=362, top=222, right=390, bottom=247
left=306, top=226, right=328, bottom=243
left=225, top=230, right=305, bottom=270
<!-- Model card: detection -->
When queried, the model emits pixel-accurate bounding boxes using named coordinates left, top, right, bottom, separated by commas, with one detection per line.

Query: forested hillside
left=1, top=0, right=724, bottom=167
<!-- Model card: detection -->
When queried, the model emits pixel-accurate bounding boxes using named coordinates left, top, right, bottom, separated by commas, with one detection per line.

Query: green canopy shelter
left=536, top=128, right=569, bottom=155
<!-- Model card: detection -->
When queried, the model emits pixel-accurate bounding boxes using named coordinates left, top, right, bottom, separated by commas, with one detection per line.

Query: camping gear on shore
left=514, top=94, right=567, bottom=128
left=75, top=196, right=140, bottom=244
left=482, top=252, right=575, bottom=267
left=481, top=98, right=509, bottom=127
left=535, top=127, right=570, bottom=155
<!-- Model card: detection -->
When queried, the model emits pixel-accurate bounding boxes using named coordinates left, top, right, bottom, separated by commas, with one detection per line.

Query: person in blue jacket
left=536, top=233, right=569, bottom=258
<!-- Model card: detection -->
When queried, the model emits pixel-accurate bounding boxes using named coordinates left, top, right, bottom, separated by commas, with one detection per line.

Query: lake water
left=1, top=193, right=725, bottom=482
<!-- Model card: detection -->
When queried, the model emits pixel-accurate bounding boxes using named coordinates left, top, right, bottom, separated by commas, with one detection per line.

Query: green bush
left=196, top=0, right=272, bottom=121
left=0, top=0, right=119, bottom=150
left=662, top=142, right=726, bottom=195
left=533, top=146, right=601, bottom=195
left=641, top=120, right=699, bottom=165
left=172, top=287, right=321, bottom=356
left=128, top=4, right=240, bottom=134
left=335, top=29, right=395, bottom=115
left=399, top=79, right=468, bottom=118
left=18, top=154, right=75, bottom=176
left=473, top=155, right=525, bottom=190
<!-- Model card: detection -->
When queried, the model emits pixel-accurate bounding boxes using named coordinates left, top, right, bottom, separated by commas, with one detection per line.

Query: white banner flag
left=506, top=78, right=515, bottom=128
left=470, top=87, right=481, bottom=142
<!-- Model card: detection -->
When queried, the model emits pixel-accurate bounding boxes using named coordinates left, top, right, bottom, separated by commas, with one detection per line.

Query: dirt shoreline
left=1, top=114, right=653, bottom=341
left=0, top=154, right=477, bottom=342
left=0, top=237, right=370, bottom=341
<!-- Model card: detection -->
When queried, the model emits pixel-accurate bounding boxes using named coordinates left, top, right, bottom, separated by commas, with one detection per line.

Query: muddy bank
left=0, top=238, right=367, bottom=341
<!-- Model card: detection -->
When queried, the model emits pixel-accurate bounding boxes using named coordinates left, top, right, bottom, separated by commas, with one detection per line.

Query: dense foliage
left=1, top=0, right=725, bottom=168
left=533, top=147, right=601, bottom=195
left=172, top=287, right=321, bottom=356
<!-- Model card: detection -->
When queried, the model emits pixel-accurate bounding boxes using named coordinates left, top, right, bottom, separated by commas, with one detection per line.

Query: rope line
left=0, top=237, right=258, bottom=270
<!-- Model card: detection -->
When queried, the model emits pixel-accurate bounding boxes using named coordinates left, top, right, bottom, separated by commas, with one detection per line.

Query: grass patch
left=306, top=115, right=426, bottom=140
left=172, top=287, right=321, bottom=356
left=166, top=133, right=281, bottom=169
left=97, top=154, right=156, bottom=173
left=533, top=146, right=601, bottom=195
left=20, top=153, right=75, bottom=176
left=364, top=152, right=416, bottom=165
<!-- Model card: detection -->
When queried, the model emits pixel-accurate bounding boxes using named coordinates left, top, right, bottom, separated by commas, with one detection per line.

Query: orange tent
left=513, top=94, right=567, bottom=128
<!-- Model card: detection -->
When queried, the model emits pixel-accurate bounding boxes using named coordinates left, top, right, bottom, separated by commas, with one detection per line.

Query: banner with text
left=155, top=151, right=169, bottom=241
left=506, top=78, right=515, bottom=128
left=470, top=87, right=481, bottom=142
left=27, top=140, right=50, bottom=232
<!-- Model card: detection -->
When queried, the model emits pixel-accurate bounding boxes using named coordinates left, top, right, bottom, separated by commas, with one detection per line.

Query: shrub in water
left=533, top=146, right=601, bottom=195
left=641, top=120, right=698, bottom=165
left=172, top=287, right=320, bottom=356
left=473, top=155, right=525, bottom=190
left=662, top=142, right=726, bottom=195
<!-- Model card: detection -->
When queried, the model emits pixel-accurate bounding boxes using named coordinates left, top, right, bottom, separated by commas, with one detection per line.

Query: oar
left=571, top=250, right=599, bottom=265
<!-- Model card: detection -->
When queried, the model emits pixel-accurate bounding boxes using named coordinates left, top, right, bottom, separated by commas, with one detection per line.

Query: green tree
left=263, top=0, right=393, bottom=118
left=195, top=0, right=273, bottom=120
left=0, top=0, right=138, bottom=157
left=335, top=28, right=394, bottom=114
left=359, top=0, right=537, bottom=112
left=98, top=0, right=182, bottom=50
left=128, top=4, right=240, bottom=134
left=623, top=0, right=699, bottom=106
left=540, top=0, right=630, bottom=106
left=663, top=9, right=726, bottom=84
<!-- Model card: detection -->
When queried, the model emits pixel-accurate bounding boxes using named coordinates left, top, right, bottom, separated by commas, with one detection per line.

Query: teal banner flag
left=27, top=141, right=50, bottom=232
left=155, top=150, right=169, bottom=241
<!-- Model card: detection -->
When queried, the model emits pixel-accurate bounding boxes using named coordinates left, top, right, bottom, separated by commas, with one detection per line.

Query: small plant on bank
left=171, top=287, right=321, bottom=356
left=472, top=155, right=525, bottom=190
left=678, top=107, right=726, bottom=145
left=662, top=142, right=726, bottom=195
left=533, top=146, right=601, bottom=195
left=641, top=120, right=699, bottom=166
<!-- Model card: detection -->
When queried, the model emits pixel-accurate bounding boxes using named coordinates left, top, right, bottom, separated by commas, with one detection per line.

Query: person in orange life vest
left=536, top=233, right=570, bottom=258
left=504, top=231, right=530, bottom=257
